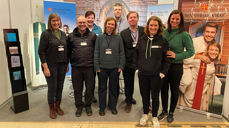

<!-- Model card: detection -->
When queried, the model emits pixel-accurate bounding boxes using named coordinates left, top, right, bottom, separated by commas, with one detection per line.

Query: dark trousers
left=123, top=66, right=136, bottom=104
left=45, top=62, right=67, bottom=104
left=138, top=73, right=162, bottom=117
left=98, top=68, right=119, bottom=110
left=72, top=67, right=95, bottom=108
left=161, top=63, right=183, bottom=113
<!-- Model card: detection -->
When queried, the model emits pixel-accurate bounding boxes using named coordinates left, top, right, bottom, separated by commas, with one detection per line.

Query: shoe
left=139, top=114, right=149, bottom=125
left=99, top=109, right=105, bottom=116
left=49, top=104, right=57, bottom=119
left=75, top=107, right=83, bottom=117
left=125, top=104, right=132, bottom=113
left=92, top=96, right=97, bottom=103
left=55, top=101, right=64, bottom=115
left=167, top=113, right=174, bottom=123
left=85, top=106, right=92, bottom=116
left=157, top=111, right=168, bottom=121
left=152, top=117, right=160, bottom=128
left=111, top=109, right=118, bottom=115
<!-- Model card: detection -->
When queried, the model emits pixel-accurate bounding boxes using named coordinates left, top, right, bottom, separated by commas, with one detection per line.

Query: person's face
left=105, top=20, right=116, bottom=34
left=77, top=17, right=87, bottom=32
left=170, top=14, right=181, bottom=28
left=203, top=26, right=217, bottom=43
left=63, top=26, right=69, bottom=33
left=51, top=17, right=61, bottom=30
left=113, top=6, right=122, bottom=19
left=86, top=14, right=95, bottom=26
left=148, top=20, right=159, bottom=36
left=208, top=45, right=219, bottom=60
left=128, top=13, right=138, bottom=27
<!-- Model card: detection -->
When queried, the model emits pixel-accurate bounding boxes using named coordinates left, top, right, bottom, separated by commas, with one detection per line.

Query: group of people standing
left=38, top=2, right=221, bottom=128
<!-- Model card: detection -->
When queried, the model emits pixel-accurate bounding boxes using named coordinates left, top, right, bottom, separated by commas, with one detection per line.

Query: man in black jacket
left=68, top=16, right=97, bottom=117
left=120, top=11, right=145, bottom=113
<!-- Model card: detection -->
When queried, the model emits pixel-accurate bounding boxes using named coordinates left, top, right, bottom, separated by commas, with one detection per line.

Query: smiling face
left=51, top=17, right=61, bottom=31
left=148, top=20, right=159, bottom=36
left=127, top=12, right=138, bottom=27
left=207, top=45, right=220, bottom=60
left=203, top=26, right=217, bottom=43
left=105, top=20, right=116, bottom=34
left=86, top=14, right=95, bottom=27
left=170, top=14, right=181, bottom=29
left=77, top=16, right=87, bottom=32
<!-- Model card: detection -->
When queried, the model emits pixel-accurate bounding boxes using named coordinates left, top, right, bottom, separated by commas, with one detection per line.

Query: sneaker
left=85, top=106, right=92, bottom=116
left=167, top=113, right=174, bottom=123
left=152, top=117, right=160, bottom=128
left=139, top=114, right=149, bottom=125
left=157, top=111, right=168, bottom=121
left=75, top=107, right=83, bottom=117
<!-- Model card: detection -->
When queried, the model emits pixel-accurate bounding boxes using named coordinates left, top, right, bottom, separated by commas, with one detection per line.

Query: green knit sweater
left=163, top=28, right=195, bottom=63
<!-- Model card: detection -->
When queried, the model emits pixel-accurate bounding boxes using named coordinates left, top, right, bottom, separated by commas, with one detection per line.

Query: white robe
left=178, top=36, right=222, bottom=111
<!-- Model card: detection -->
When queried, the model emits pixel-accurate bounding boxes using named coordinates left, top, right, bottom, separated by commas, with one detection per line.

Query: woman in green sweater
left=158, top=10, right=195, bottom=123
left=94, top=17, right=125, bottom=116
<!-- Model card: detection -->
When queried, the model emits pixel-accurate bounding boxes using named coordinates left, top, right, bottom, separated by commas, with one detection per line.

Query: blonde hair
left=48, top=13, right=62, bottom=30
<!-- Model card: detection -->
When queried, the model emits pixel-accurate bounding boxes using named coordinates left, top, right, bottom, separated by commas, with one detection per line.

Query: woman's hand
left=44, top=67, right=51, bottom=77
left=97, top=69, right=101, bottom=72
left=118, top=68, right=122, bottom=72
left=166, top=51, right=175, bottom=58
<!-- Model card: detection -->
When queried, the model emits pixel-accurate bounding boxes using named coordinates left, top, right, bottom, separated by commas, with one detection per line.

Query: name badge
left=81, top=42, right=87, bottom=46
left=105, top=49, right=112, bottom=54
left=151, top=45, right=161, bottom=48
left=58, top=45, right=64, bottom=51
left=132, top=41, right=137, bottom=47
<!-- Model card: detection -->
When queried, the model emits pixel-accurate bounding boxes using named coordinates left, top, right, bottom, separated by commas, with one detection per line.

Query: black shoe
left=99, top=109, right=105, bottom=116
left=157, top=111, right=168, bottom=121
left=75, top=107, right=83, bottom=117
left=167, top=113, right=174, bottom=123
left=85, top=106, right=92, bottom=116
left=111, top=109, right=118, bottom=115
left=92, top=96, right=97, bottom=103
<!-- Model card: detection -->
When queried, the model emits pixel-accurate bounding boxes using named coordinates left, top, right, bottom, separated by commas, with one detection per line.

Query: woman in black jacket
left=136, top=16, right=170, bottom=127
left=38, top=13, right=68, bottom=119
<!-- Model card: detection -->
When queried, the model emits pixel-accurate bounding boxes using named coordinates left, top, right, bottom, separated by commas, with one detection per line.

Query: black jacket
left=38, top=30, right=68, bottom=66
left=68, top=28, right=97, bottom=67
left=120, top=26, right=144, bottom=69
left=136, top=34, right=170, bottom=76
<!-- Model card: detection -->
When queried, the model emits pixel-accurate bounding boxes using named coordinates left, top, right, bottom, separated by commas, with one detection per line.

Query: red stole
left=192, top=61, right=207, bottom=110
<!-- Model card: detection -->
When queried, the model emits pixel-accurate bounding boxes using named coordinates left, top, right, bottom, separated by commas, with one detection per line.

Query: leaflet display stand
left=3, top=29, right=29, bottom=113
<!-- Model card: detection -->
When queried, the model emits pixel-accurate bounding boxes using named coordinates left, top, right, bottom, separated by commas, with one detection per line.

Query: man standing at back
left=113, top=3, right=128, bottom=34
left=120, top=11, right=145, bottom=113
left=68, top=16, right=97, bottom=117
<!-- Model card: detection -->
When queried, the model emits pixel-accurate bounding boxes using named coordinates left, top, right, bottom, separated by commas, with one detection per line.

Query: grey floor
left=0, top=75, right=225, bottom=122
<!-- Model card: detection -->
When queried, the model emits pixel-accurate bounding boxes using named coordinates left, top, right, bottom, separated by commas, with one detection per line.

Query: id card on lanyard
left=58, top=45, right=64, bottom=51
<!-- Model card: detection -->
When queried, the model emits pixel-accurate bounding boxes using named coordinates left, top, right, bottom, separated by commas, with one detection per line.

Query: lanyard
left=105, top=34, right=112, bottom=48
left=131, top=29, right=138, bottom=42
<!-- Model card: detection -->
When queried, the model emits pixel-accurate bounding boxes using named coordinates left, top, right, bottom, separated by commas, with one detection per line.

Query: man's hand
left=195, top=54, right=211, bottom=64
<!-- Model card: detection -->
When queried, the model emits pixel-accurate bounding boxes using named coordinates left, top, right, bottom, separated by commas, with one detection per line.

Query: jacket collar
left=73, top=27, right=90, bottom=37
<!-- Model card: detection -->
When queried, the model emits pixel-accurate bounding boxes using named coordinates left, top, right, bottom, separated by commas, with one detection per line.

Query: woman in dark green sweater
left=94, top=17, right=125, bottom=116
left=158, top=10, right=195, bottom=123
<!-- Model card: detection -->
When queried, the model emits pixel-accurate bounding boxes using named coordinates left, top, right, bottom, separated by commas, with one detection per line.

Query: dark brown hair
left=85, top=11, right=95, bottom=18
left=48, top=13, right=62, bottom=30
left=204, top=23, right=218, bottom=32
left=167, top=10, right=184, bottom=33
left=144, top=16, right=163, bottom=36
